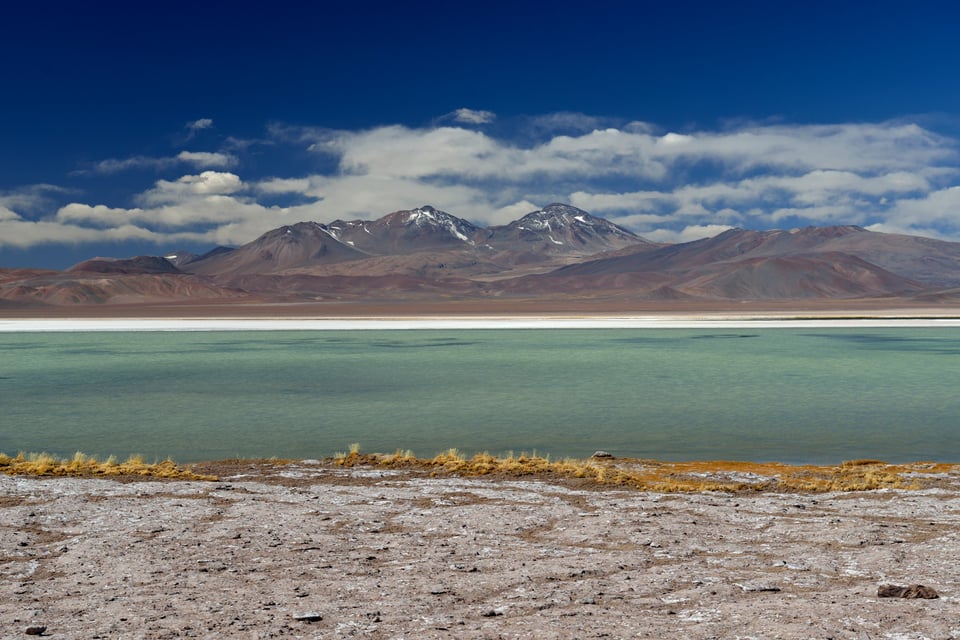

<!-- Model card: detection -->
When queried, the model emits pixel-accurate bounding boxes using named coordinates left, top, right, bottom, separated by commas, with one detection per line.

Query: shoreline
left=5, top=314, right=960, bottom=331
left=8, top=454, right=959, bottom=492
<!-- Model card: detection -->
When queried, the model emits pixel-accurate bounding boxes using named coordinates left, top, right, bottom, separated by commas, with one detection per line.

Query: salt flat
left=4, top=315, right=960, bottom=331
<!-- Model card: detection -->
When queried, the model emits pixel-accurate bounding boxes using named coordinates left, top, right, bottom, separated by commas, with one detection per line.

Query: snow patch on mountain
left=405, top=206, right=476, bottom=245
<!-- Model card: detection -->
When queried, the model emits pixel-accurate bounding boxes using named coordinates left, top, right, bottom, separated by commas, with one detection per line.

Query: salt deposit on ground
left=4, top=316, right=960, bottom=331
left=3, top=463, right=959, bottom=639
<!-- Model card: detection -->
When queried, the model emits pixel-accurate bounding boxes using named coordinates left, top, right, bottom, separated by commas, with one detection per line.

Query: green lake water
left=2, top=328, right=958, bottom=464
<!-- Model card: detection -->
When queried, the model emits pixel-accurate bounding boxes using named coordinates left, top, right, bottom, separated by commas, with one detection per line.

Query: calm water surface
left=2, top=328, right=958, bottom=464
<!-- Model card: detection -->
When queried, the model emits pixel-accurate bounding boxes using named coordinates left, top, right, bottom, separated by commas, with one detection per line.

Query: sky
left=3, top=0, right=960, bottom=269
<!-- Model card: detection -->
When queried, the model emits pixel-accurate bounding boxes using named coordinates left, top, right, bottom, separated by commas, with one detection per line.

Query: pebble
left=293, top=612, right=323, bottom=622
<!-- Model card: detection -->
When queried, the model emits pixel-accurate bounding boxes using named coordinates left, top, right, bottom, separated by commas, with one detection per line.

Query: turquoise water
left=1, top=329, right=958, bottom=464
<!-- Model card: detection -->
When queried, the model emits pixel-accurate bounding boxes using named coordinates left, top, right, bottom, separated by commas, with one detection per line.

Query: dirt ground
left=2, top=297, right=959, bottom=320
left=2, top=461, right=959, bottom=639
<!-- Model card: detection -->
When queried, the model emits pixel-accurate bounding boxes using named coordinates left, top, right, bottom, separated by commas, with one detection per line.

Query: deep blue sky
left=3, top=0, right=960, bottom=268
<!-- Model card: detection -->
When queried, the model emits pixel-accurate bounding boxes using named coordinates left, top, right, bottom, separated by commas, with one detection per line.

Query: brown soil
left=2, top=297, right=960, bottom=319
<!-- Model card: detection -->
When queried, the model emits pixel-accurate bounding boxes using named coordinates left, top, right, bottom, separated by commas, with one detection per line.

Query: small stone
left=293, top=612, right=323, bottom=622
left=877, top=584, right=939, bottom=599
left=737, top=583, right=781, bottom=593
left=25, top=627, right=46, bottom=636
left=591, top=451, right=614, bottom=459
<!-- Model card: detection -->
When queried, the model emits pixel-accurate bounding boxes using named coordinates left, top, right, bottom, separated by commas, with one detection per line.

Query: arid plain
left=3, top=459, right=960, bottom=639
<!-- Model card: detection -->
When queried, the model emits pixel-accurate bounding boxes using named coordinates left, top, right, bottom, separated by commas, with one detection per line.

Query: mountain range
left=3, top=203, right=960, bottom=309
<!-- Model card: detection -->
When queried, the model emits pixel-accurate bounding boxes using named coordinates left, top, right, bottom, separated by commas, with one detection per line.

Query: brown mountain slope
left=68, top=255, right=182, bottom=275
left=550, top=226, right=960, bottom=289
left=0, top=272, right=248, bottom=305
left=673, top=253, right=925, bottom=299
left=186, top=222, right=369, bottom=276
left=183, top=204, right=649, bottom=282
left=6, top=207, right=960, bottom=306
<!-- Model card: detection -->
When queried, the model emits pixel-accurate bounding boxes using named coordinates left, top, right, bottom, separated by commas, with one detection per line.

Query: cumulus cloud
left=9, top=113, right=960, bottom=251
left=137, top=171, right=245, bottom=206
left=0, top=217, right=163, bottom=248
left=884, top=186, right=960, bottom=235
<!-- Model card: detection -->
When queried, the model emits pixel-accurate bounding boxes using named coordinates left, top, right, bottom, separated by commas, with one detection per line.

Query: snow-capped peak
left=514, top=204, right=595, bottom=230
left=401, top=206, right=476, bottom=244
left=504, top=203, right=641, bottom=246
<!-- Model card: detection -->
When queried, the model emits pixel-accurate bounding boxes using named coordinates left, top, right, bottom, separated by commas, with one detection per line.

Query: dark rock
left=25, top=627, right=46, bottom=636
left=293, top=612, right=323, bottom=622
left=591, top=451, right=614, bottom=459
left=738, top=583, right=782, bottom=593
left=877, top=584, right=939, bottom=599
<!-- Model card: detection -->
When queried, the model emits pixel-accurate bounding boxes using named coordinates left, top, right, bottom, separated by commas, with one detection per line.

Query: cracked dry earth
left=2, top=462, right=960, bottom=639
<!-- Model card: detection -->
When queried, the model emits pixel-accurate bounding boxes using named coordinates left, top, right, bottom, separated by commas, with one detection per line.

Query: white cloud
left=76, top=151, right=238, bottom=175
left=0, top=184, right=68, bottom=215
left=451, top=108, right=496, bottom=124
left=176, top=151, right=238, bottom=169
left=326, top=125, right=500, bottom=179
left=569, top=190, right=672, bottom=213
left=885, top=186, right=960, bottom=232
left=187, top=118, right=214, bottom=131
left=56, top=203, right=146, bottom=227
left=9, top=113, right=960, bottom=251
left=137, top=171, right=245, bottom=206
left=525, top=112, right=616, bottom=135
left=487, top=200, right=542, bottom=226
left=76, top=156, right=178, bottom=175
left=55, top=196, right=290, bottom=240
left=179, top=118, right=215, bottom=142
left=253, top=177, right=313, bottom=194
left=643, top=224, right=735, bottom=244
left=0, top=217, right=163, bottom=248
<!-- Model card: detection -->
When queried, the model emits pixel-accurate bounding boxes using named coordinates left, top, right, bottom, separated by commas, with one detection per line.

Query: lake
left=2, top=327, right=958, bottom=464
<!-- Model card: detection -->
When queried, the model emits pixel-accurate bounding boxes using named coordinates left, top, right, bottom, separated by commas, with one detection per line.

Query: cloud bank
left=3, top=112, right=959, bottom=251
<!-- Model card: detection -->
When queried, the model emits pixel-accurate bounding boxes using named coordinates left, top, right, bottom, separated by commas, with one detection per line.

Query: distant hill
left=3, top=204, right=960, bottom=307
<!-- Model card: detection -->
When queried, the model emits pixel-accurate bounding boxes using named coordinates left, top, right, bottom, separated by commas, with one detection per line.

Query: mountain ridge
left=3, top=204, right=960, bottom=307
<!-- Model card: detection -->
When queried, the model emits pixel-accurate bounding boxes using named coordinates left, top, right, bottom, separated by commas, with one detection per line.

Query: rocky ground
left=2, top=461, right=960, bottom=639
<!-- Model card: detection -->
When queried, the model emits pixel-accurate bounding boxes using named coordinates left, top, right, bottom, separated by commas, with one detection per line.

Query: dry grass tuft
left=0, top=451, right=218, bottom=481
left=332, top=446, right=945, bottom=493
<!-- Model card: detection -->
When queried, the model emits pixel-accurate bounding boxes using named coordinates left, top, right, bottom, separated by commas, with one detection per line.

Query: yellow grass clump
left=0, top=451, right=217, bottom=481
left=332, top=445, right=947, bottom=493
